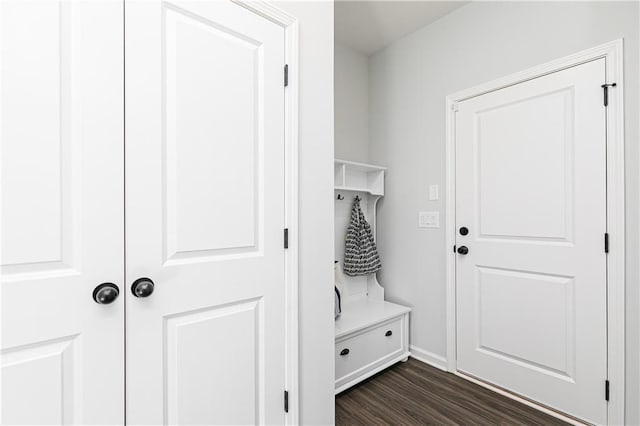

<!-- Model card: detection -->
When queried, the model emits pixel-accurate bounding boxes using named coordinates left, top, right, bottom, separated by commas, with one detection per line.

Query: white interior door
left=455, top=59, right=607, bottom=424
left=1, top=1, right=124, bottom=424
left=125, top=1, right=286, bottom=424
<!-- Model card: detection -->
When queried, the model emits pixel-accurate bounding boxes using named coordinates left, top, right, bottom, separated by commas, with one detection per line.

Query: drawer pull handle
left=340, top=348, right=350, bottom=356
left=385, top=330, right=393, bottom=337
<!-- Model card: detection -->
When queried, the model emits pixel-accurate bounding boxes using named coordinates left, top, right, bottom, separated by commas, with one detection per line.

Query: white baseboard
left=409, top=345, right=448, bottom=371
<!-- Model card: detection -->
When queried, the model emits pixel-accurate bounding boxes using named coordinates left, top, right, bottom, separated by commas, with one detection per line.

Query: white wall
left=368, top=1, right=639, bottom=423
left=274, top=2, right=335, bottom=425
left=334, top=42, right=371, bottom=299
left=335, top=43, right=369, bottom=163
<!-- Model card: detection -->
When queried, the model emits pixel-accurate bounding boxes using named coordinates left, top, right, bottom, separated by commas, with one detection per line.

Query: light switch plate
left=429, top=184, right=439, bottom=201
left=418, top=211, right=439, bottom=228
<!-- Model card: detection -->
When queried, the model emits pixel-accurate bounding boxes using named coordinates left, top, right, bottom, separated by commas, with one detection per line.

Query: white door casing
left=1, top=1, right=124, bottom=424
left=454, top=59, right=607, bottom=424
left=125, top=1, right=287, bottom=424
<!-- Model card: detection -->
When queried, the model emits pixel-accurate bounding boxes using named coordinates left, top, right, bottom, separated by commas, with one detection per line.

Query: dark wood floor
left=335, top=359, right=568, bottom=426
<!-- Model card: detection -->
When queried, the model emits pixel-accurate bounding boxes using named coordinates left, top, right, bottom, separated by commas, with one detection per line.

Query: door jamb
left=444, top=39, right=625, bottom=425
left=231, top=1, right=299, bottom=424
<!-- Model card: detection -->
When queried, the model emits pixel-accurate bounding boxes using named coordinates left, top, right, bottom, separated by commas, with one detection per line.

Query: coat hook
left=337, top=194, right=345, bottom=200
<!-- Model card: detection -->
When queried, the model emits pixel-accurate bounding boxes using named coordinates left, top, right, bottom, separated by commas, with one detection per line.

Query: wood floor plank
left=335, top=359, right=569, bottom=426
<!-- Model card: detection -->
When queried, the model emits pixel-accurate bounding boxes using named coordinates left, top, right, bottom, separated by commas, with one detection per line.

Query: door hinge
left=601, top=83, right=617, bottom=106
left=284, top=228, right=289, bottom=249
left=605, top=380, right=610, bottom=401
left=284, top=390, right=289, bottom=413
left=604, top=232, right=609, bottom=253
left=284, top=64, right=289, bottom=87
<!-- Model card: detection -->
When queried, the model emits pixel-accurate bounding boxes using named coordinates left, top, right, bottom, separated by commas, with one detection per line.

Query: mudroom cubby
left=334, top=159, right=411, bottom=393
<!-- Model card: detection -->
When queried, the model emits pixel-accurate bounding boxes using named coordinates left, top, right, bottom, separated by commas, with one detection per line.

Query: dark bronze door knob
left=93, top=283, right=120, bottom=304
left=457, top=246, right=469, bottom=255
left=131, top=277, right=155, bottom=298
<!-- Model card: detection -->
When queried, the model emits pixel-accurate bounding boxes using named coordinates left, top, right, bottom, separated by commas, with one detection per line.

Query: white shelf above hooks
left=334, top=159, right=386, bottom=196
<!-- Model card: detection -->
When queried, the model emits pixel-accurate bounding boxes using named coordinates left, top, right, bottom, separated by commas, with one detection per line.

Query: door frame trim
left=231, top=1, right=299, bottom=423
left=444, top=39, right=625, bottom=425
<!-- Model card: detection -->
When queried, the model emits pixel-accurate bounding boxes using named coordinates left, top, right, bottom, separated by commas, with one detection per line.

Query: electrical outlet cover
left=418, top=211, right=439, bottom=228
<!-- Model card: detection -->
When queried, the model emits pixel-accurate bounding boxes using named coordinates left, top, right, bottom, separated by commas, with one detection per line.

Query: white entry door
left=455, top=59, right=607, bottom=424
left=1, top=1, right=124, bottom=424
left=125, top=1, right=286, bottom=424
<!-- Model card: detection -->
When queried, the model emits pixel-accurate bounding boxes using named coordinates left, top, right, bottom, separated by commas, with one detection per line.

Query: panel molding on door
left=474, top=266, right=576, bottom=382
left=163, top=298, right=263, bottom=425
left=1, top=1, right=125, bottom=424
left=162, top=1, right=266, bottom=265
left=445, top=40, right=625, bottom=425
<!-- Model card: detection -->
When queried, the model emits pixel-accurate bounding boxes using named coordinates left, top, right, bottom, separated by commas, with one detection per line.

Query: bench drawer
left=335, top=316, right=404, bottom=384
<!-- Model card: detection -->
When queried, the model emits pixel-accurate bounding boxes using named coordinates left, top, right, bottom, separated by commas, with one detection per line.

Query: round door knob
left=131, top=277, right=155, bottom=298
left=457, top=245, right=469, bottom=255
left=93, top=283, right=120, bottom=305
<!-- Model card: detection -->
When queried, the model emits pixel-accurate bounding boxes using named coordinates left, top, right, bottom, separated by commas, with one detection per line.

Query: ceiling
left=335, top=1, right=468, bottom=55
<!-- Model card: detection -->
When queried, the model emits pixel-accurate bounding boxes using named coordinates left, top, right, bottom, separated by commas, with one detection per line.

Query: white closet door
left=1, top=1, right=124, bottom=424
left=455, top=59, right=607, bottom=424
left=124, top=1, right=286, bottom=424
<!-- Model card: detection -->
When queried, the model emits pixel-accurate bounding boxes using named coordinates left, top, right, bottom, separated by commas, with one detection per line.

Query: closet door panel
left=1, top=1, right=125, bottom=424
left=163, top=4, right=261, bottom=259
left=125, top=1, right=286, bottom=424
